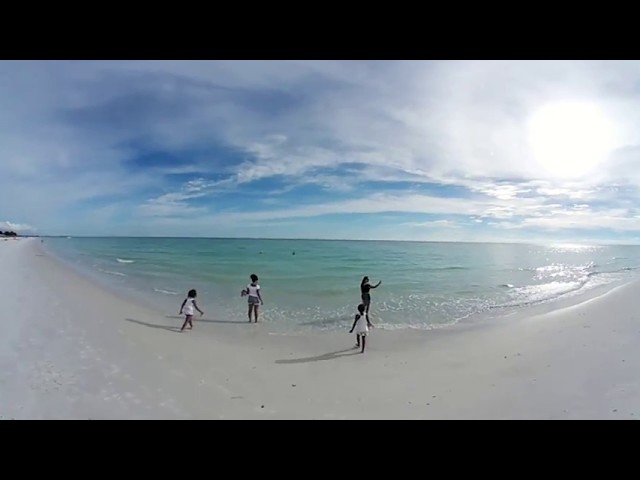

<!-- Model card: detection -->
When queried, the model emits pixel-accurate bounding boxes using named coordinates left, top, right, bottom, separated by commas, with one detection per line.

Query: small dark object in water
left=292, top=251, right=296, bottom=255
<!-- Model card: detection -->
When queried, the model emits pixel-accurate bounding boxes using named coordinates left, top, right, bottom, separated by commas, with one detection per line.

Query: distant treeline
left=1, top=231, right=18, bottom=237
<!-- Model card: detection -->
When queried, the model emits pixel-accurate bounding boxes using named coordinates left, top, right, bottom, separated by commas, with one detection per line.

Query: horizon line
left=35, top=235, right=640, bottom=247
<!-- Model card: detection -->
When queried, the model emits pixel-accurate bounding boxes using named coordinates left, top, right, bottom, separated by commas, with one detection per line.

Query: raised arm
left=371, top=280, right=382, bottom=289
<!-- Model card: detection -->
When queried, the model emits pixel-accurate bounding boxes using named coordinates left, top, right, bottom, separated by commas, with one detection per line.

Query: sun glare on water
left=527, top=102, right=615, bottom=179
left=549, top=243, right=601, bottom=253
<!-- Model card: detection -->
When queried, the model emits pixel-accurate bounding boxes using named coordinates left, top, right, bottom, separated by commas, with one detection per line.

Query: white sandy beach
left=1, top=238, right=639, bottom=419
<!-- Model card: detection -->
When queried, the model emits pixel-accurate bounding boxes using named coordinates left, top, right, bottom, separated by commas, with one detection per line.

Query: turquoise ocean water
left=44, top=237, right=640, bottom=332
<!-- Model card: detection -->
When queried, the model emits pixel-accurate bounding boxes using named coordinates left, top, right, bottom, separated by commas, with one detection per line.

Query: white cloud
left=138, top=177, right=224, bottom=217
left=402, top=220, right=463, bottom=229
left=188, top=191, right=639, bottom=236
left=0, top=220, right=34, bottom=232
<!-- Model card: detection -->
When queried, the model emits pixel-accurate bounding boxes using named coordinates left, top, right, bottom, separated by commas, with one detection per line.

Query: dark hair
left=357, top=303, right=366, bottom=314
left=188, top=289, right=197, bottom=298
left=361, top=276, right=369, bottom=286
left=250, top=274, right=259, bottom=283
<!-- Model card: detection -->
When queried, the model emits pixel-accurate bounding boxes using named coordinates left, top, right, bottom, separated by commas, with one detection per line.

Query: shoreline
left=42, top=237, right=636, bottom=336
left=2, top=238, right=640, bottom=419
left=40, top=238, right=439, bottom=346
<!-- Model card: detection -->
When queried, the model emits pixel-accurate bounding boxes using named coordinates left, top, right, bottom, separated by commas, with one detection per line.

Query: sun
left=526, top=101, right=614, bottom=178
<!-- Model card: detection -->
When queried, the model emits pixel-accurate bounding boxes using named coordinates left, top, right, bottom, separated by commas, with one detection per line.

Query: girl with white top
left=349, top=303, right=373, bottom=353
left=241, top=274, right=263, bottom=323
left=179, top=289, right=204, bottom=332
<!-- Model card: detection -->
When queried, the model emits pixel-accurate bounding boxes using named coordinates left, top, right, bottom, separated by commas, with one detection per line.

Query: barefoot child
left=349, top=303, right=373, bottom=353
left=179, top=289, right=203, bottom=332
left=241, top=274, right=263, bottom=323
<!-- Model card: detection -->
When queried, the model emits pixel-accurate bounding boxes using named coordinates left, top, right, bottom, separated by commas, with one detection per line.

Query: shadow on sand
left=275, top=348, right=361, bottom=365
left=125, top=318, right=181, bottom=333
left=165, top=315, right=248, bottom=324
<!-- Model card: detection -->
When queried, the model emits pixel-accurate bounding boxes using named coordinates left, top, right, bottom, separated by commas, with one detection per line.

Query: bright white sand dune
left=1, top=238, right=639, bottom=419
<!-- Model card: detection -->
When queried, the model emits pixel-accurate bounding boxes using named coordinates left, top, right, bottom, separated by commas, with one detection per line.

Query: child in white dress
left=349, top=303, right=373, bottom=353
left=179, top=289, right=204, bottom=332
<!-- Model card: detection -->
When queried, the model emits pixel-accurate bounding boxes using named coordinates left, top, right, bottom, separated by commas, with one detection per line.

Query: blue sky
left=2, top=60, right=640, bottom=243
